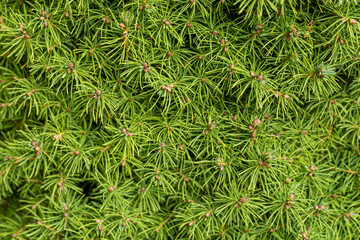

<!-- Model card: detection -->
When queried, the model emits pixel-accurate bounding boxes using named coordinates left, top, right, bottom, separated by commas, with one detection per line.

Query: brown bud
left=331, top=99, right=336, bottom=104
left=257, top=75, right=263, bottom=81
left=350, top=19, right=356, bottom=25
left=289, top=194, right=295, bottom=200
left=167, top=51, right=172, bottom=57
left=40, top=16, right=45, bottom=21
left=188, top=222, right=194, bottom=226
left=308, top=172, right=313, bottom=177
left=252, top=119, right=261, bottom=126
left=205, top=212, right=210, bottom=218
left=285, top=204, right=290, bottom=210
left=201, top=78, right=206, bottom=83
left=250, top=72, right=255, bottom=78
left=251, top=132, right=256, bottom=138
left=108, top=187, right=114, bottom=192
left=187, top=22, right=192, bottom=28
left=212, top=30, right=218, bottom=35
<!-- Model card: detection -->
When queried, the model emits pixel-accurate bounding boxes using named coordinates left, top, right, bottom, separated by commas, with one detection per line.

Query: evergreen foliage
left=1, top=0, right=360, bottom=239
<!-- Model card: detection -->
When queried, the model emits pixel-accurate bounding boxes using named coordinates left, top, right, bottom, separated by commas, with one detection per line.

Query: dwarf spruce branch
left=1, top=0, right=360, bottom=240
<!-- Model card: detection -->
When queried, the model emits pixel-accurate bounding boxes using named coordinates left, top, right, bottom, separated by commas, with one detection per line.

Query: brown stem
left=13, top=224, right=28, bottom=236
left=156, top=216, right=173, bottom=231
left=330, top=168, right=358, bottom=175
left=26, top=179, right=44, bottom=184
left=38, top=222, right=62, bottom=236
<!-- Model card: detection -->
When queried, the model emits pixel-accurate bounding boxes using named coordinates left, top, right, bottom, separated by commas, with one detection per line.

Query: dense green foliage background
left=1, top=0, right=360, bottom=239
